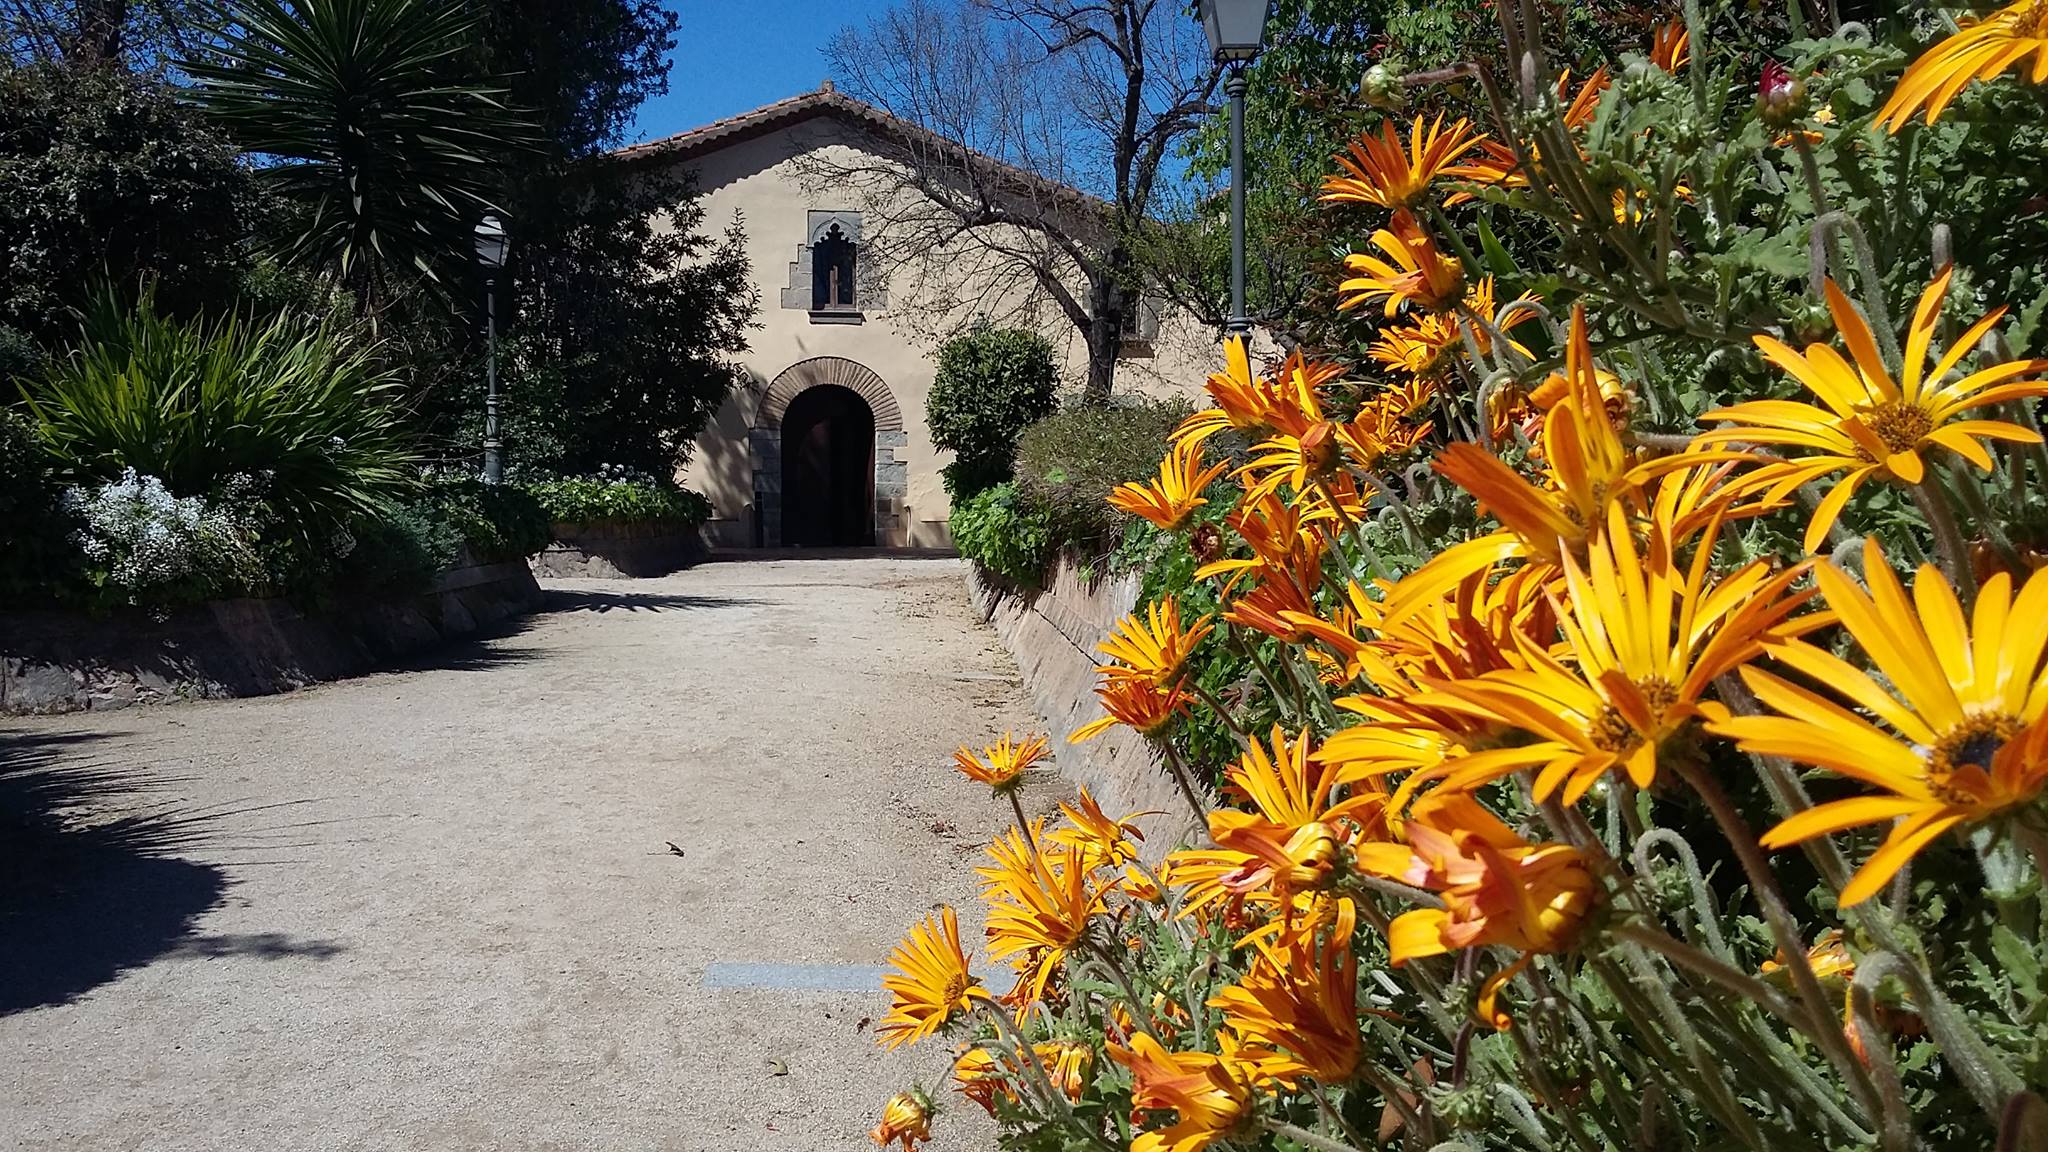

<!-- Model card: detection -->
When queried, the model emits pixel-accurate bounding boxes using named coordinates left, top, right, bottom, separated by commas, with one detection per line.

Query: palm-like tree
left=184, top=0, right=535, bottom=305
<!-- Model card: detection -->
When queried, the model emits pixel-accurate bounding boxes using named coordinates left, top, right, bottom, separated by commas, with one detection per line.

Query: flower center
left=2011, top=0, right=2048, bottom=39
left=1926, top=712, right=2022, bottom=803
left=1862, top=401, right=1934, bottom=456
left=1590, top=677, right=1682, bottom=753
left=1589, top=704, right=1640, bottom=755
left=942, top=972, right=968, bottom=1004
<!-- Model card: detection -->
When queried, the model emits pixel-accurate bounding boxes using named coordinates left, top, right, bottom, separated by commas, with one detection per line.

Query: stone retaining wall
left=0, top=553, right=542, bottom=715
left=530, top=519, right=709, bottom=579
left=966, top=557, right=1199, bottom=851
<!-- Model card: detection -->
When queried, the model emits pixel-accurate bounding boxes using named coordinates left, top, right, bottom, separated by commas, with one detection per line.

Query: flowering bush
left=872, top=4, right=2048, bottom=1150
left=523, top=467, right=710, bottom=525
left=64, top=470, right=258, bottom=607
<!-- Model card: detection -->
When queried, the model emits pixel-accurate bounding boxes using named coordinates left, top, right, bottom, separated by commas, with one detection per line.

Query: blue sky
left=626, top=0, right=898, bottom=146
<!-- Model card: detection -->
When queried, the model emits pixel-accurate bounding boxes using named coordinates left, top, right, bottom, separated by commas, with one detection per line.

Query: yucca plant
left=19, top=290, right=421, bottom=543
left=182, top=0, right=535, bottom=302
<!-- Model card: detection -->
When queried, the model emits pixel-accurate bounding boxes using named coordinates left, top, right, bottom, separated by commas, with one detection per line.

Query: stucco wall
left=656, top=118, right=1221, bottom=549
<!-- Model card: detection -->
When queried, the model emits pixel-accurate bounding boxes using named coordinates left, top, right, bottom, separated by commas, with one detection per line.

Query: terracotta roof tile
left=611, top=87, right=1099, bottom=208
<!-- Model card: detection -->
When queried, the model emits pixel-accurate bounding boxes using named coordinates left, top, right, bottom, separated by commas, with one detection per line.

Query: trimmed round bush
left=1012, top=397, right=1196, bottom=554
left=926, top=328, right=1058, bottom=500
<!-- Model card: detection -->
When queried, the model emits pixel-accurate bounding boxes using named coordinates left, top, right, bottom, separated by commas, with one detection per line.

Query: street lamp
left=475, top=213, right=508, bottom=485
left=1199, top=0, right=1271, bottom=338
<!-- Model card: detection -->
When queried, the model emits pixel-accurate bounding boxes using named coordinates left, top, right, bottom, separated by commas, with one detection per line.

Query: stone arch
left=757, top=356, right=903, bottom=433
left=749, top=357, right=907, bottom=547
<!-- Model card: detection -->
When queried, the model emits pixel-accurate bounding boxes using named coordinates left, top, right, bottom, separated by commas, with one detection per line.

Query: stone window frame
left=780, top=210, right=888, bottom=324
left=1111, top=292, right=1162, bottom=359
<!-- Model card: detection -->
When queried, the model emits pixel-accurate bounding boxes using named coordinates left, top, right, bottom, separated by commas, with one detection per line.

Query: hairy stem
left=1668, top=756, right=1883, bottom=1124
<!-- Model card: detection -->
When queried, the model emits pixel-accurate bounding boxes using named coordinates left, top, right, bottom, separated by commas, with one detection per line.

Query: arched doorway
left=754, top=356, right=904, bottom=548
left=780, top=384, right=875, bottom=547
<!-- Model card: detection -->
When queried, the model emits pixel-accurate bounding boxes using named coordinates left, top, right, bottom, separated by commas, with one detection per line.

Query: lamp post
left=1199, top=0, right=1271, bottom=338
left=475, top=213, right=508, bottom=485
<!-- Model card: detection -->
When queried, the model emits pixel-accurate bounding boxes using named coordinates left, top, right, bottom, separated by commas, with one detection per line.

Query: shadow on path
left=0, top=732, right=341, bottom=1015
left=706, top=547, right=955, bottom=563
left=543, top=589, right=756, bottom=614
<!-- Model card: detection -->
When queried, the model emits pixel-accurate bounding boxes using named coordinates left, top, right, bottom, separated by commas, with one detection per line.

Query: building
left=615, top=85, right=1219, bottom=550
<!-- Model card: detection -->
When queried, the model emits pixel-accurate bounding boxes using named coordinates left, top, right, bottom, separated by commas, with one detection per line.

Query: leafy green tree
left=182, top=0, right=536, bottom=306
left=469, top=167, right=756, bottom=480
left=2, top=0, right=215, bottom=68
left=0, top=62, right=249, bottom=349
left=1148, top=0, right=1652, bottom=349
left=467, top=0, right=677, bottom=158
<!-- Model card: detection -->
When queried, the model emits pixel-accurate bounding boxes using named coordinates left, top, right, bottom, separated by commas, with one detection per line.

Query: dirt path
left=1, top=559, right=1042, bottom=1151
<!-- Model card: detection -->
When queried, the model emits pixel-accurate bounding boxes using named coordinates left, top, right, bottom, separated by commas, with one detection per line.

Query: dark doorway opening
left=780, top=384, right=875, bottom=547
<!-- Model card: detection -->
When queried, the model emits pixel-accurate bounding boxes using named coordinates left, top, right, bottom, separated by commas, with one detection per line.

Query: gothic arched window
left=812, top=224, right=857, bottom=311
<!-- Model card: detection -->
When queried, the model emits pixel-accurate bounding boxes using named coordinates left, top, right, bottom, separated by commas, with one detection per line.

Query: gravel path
left=1, top=559, right=1045, bottom=1151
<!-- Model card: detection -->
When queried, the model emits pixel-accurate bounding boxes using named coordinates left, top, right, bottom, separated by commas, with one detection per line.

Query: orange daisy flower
left=1321, top=112, right=1493, bottom=211
left=953, top=731, right=1049, bottom=794
left=1877, top=0, right=2048, bottom=128
left=1356, top=794, right=1596, bottom=1029
left=1713, top=538, right=2048, bottom=906
left=1337, top=212, right=1466, bottom=317
left=878, top=906, right=987, bottom=1049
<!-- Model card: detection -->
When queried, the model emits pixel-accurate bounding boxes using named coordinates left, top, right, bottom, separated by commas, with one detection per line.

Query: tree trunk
left=1082, top=277, right=1122, bottom=407
left=72, top=0, right=130, bottom=66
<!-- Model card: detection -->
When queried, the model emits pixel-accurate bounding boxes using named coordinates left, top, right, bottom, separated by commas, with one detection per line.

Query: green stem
left=1307, top=1081, right=1375, bottom=1150
left=1186, top=679, right=1253, bottom=750
left=1009, top=791, right=1039, bottom=856
left=1667, top=756, right=1884, bottom=1126
left=1154, top=739, right=1211, bottom=833
left=980, top=1004, right=1119, bottom=1152
left=1260, top=1118, right=1371, bottom=1152
left=1912, top=476, right=1975, bottom=603
left=1611, top=922, right=1797, bottom=1020
left=1858, top=951, right=2024, bottom=1120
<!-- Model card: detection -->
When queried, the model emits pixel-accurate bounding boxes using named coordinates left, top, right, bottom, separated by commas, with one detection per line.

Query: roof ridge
left=611, top=87, right=1101, bottom=209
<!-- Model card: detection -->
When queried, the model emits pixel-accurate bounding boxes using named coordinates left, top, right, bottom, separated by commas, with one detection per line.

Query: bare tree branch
left=812, top=0, right=1217, bottom=404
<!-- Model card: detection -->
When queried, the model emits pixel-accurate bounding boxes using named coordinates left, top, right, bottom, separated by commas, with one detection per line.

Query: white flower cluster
left=592, top=462, right=659, bottom=487
left=63, top=470, right=246, bottom=600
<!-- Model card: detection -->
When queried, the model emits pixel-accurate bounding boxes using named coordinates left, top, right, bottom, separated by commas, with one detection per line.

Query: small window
left=812, top=224, right=857, bottom=311
left=1111, top=294, right=1158, bottom=358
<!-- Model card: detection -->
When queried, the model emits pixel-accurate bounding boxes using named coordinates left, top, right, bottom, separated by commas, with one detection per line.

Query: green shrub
left=949, top=483, right=1055, bottom=588
left=20, top=291, right=420, bottom=544
left=524, top=474, right=710, bottom=525
left=414, top=478, right=550, bottom=562
left=1011, top=397, right=1195, bottom=555
left=0, top=407, right=85, bottom=602
left=332, top=506, right=465, bottom=597
left=927, top=328, right=1059, bottom=500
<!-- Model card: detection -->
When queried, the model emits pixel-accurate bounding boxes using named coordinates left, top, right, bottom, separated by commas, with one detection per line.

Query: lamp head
left=474, top=213, right=507, bottom=270
left=1199, top=0, right=1271, bottom=64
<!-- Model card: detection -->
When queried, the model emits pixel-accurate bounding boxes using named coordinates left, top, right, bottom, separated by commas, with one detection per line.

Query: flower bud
left=869, top=1090, right=933, bottom=1151
left=1361, top=63, right=1405, bottom=110
left=1757, top=61, right=1807, bottom=127
left=1787, top=299, right=1834, bottom=345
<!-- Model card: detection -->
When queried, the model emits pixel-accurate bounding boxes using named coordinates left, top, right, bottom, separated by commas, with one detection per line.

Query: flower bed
left=866, top=7, right=2048, bottom=1152
left=524, top=474, right=712, bottom=578
left=1, top=547, right=539, bottom=715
